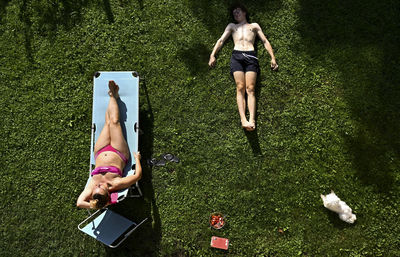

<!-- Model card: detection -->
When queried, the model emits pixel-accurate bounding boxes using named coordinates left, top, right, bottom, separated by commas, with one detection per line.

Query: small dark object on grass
left=147, top=158, right=166, bottom=167
left=163, top=153, right=174, bottom=161
left=147, top=153, right=179, bottom=167
left=162, top=153, right=180, bottom=163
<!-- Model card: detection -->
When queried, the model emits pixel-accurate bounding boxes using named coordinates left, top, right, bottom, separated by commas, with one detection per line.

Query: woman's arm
left=209, top=24, right=234, bottom=67
left=76, top=187, right=93, bottom=209
left=115, top=152, right=142, bottom=190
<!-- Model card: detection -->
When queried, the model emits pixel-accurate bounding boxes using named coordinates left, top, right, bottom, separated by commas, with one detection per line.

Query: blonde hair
left=89, top=199, right=99, bottom=209
left=90, top=193, right=110, bottom=209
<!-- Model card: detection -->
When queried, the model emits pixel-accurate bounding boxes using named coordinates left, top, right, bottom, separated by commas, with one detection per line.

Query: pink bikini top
left=90, top=166, right=121, bottom=205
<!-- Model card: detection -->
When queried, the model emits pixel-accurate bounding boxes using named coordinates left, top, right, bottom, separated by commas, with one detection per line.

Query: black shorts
left=230, top=50, right=259, bottom=76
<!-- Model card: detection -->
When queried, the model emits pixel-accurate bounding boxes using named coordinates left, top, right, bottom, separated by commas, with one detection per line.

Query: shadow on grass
left=186, top=0, right=282, bottom=38
left=244, top=129, right=262, bottom=156
left=106, top=77, right=161, bottom=256
left=18, top=0, right=115, bottom=61
left=102, top=0, right=114, bottom=23
left=177, top=42, right=210, bottom=76
left=297, top=0, right=400, bottom=193
left=21, top=0, right=91, bottom=33
left=20, top=0, right=33, bottom=62
left=0, top=0, right=11, bottom=23
left=186, top=0, right=230, bottom=38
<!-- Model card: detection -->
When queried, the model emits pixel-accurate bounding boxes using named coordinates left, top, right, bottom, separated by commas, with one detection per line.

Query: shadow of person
left=117, top=98, right=128, bottom=139
left=244, top=128, right=262, bottom=156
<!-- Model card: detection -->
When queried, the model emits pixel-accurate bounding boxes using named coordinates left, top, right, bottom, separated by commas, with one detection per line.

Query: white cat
left=320, top=191, right=356, bottom=224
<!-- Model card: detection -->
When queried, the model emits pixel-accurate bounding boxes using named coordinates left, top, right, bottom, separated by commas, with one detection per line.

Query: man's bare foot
left=248, top=121, right=256, bottom=131
left=241, top=120, right=253, bottom=131
left=108, top=80, right=119, bottom=98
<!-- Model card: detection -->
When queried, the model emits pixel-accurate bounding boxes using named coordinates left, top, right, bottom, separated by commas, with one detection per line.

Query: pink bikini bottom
left=94, top=145, right=129, bottom=163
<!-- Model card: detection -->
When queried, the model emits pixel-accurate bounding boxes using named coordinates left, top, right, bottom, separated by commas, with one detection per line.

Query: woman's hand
left=133, top=151, right=141, bottom=160
left=117, top=151, right=142, bottom=189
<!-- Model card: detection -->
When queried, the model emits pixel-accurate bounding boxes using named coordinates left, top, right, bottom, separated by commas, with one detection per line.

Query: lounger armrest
left=77, top=209, right=103, bottom=230
left=134, top=122, right=139, bottom=133
left=89, top=123, right=96, bottom=170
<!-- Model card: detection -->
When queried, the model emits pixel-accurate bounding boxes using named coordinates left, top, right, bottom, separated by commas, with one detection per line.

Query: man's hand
left=270, top=59, right=279, bottom=71
left=208, top=56, right=216, bottom=68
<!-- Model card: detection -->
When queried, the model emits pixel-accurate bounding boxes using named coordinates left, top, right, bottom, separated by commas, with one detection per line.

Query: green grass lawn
left=1, top=0, right=399, bottom=256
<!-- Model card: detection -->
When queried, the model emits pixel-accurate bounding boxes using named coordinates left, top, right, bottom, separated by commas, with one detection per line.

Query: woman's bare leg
left=107, top=81, right=130, bottom=158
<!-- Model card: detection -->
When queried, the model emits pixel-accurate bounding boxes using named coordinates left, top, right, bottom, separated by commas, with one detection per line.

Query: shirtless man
left=209, top=4, right=278, bottom=131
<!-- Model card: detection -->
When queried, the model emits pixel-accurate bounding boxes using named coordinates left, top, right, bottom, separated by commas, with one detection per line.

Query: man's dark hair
left=229, top=3, right=250, bottom=23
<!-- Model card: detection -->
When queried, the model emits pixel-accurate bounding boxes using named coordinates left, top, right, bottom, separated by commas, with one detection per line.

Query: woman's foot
left=108, top=80, right=120, bottom=98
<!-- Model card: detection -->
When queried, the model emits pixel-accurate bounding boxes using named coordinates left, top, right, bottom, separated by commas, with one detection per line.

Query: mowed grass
left=1, top=0, right=399, bottom=256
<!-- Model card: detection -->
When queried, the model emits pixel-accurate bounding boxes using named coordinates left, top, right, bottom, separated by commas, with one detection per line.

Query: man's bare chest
left=232, top=24, right=256, bottom=39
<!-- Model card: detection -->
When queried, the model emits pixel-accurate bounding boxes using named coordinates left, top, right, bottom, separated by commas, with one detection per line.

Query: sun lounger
left=78, top=71, right=147, bottom=247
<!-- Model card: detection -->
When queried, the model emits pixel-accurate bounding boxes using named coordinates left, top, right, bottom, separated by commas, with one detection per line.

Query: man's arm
left=254, top=23, right=278, bottom=70
left=209, top=24, right=234, bottom=68
left=115, top=152, right=142, bottom=190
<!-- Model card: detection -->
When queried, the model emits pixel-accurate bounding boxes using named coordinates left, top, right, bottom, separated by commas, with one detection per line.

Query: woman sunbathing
left=77, top=80, right=142, bottom=209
